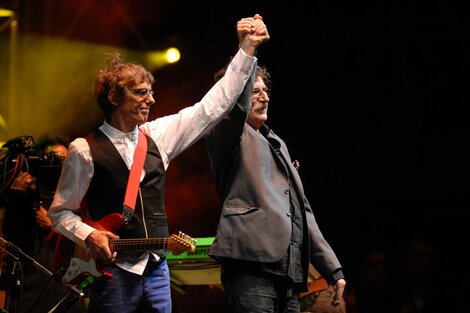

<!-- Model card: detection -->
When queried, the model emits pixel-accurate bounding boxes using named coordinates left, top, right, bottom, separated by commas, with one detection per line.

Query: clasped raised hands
left=238, top=13, right=270, bottom=55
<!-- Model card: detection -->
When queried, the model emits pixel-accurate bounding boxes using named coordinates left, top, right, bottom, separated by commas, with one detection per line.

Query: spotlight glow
left=145, top=47, right=181, bottom=70
left=165, top=48, right=180, bottom=63
left=0, top=9, right=14, bottom=17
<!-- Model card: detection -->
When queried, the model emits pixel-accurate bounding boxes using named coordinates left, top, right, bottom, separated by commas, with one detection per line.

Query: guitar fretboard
left=108, top=233, right=195, bottom=255
left=110, top=238, right=170, bottom=252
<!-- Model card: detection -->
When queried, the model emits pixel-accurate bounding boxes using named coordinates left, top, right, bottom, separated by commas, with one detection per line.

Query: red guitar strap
left=122, top=129, right=147, bottom=223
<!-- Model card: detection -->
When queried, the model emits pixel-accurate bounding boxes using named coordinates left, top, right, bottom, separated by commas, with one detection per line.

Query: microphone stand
left=0, top=237, right=22, bottom=313
left=0, top=236, right=85, bottom=313
left=0, top=236, right=58, bottom=279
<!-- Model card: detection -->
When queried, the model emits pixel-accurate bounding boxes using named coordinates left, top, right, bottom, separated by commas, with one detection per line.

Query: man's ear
left=108, top=89, right=119, bottom=107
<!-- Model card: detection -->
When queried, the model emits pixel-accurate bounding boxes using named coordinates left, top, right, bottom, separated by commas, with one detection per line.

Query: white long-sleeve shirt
left=48, top=48, right=256, bottom=275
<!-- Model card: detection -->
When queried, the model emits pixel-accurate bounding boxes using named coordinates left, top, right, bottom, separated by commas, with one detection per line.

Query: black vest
left=85, top=129, right=169, bottom=258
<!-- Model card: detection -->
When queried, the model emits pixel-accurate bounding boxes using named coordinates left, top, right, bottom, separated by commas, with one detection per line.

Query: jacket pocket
left=223, top=206, right=259, bottom=216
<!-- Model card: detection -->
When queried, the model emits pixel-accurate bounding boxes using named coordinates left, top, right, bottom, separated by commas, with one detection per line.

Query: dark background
left=3, top=0, right=470, bottom=311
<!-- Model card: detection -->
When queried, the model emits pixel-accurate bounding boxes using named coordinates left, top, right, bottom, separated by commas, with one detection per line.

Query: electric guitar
left=58, top=213, right=196, bottom=285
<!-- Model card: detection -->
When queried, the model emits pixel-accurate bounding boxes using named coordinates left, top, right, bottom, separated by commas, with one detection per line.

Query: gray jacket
left=204, top=74, right=343, bottom=281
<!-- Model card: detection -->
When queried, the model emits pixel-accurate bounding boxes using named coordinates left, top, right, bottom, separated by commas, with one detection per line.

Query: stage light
left=145, top=47, right=181, bottom=70
left=0, top=8, right=15, bottom=33
left=0, top=8, right=14, bottom=17
left=165, top=48, right=180, bottom=64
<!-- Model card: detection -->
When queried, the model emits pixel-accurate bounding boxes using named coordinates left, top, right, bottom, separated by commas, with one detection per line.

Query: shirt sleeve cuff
left=327, top=268, right=345, bottom=285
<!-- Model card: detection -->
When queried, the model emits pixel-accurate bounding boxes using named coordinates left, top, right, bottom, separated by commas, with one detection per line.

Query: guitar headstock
left=168, top=232, right=197, bottom=255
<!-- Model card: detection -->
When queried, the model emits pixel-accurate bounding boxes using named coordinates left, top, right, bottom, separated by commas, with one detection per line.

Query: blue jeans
left=222, top=269, right=300, bottom=313
left=87, top=259, right=171, bottom=313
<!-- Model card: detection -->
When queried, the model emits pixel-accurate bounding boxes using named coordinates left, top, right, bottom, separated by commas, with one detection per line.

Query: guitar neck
left=109, top=238, right=170, bottom=252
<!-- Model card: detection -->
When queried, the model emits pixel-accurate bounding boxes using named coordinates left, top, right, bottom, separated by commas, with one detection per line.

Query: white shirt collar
left=101, top=120, right=138, bottom=142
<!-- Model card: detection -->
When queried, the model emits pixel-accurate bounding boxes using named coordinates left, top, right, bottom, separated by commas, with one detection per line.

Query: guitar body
left=56, top=213, right=196, bottom=285
left=81, top=213, right=124, bottom=234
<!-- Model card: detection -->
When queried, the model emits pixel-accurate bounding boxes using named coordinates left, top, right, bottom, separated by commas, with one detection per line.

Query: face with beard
left=247, top=76, right=271, bottom=130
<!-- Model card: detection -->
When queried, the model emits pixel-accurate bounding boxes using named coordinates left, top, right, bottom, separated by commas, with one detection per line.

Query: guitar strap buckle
left=122, top=205, right=134, bottom=224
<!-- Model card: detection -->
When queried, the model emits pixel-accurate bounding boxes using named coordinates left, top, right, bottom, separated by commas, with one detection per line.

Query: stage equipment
left=0, top=135, right=64, bottom=204
left=0, top=236, right=86, bottom=313
left=166, top=237, right=220, bottom=290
